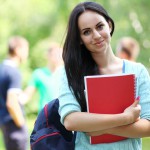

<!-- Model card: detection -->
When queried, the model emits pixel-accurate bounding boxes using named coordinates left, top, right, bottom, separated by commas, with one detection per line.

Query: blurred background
left=0, top=0, right=150, bottom=149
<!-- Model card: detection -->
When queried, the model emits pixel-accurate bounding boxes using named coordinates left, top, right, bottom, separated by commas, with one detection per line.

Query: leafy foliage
left=0, top=0, right=150, bottom=69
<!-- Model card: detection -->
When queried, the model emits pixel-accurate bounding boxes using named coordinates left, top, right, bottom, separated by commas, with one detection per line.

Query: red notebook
left=84, top=73, right=136, bottom=144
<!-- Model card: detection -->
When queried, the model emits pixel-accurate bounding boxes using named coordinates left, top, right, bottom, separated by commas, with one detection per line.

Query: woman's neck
left=92, top=48, right=123, bottom=75
left=99, top=57, right=123, bottom=75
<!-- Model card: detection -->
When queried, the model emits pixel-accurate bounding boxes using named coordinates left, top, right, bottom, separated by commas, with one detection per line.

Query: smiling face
left=78, top=10, right=112, bottom=55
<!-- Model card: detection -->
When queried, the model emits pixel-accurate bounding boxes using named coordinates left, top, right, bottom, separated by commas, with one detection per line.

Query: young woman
left=57, top=1, right=150, bottom=150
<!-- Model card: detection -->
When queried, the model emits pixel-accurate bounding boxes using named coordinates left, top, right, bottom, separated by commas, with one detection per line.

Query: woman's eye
left=97, top=25, right=104, bottom=31
left=83, top=30, right=91, bottom=36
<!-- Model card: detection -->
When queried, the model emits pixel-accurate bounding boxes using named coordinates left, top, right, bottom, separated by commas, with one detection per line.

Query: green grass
left=0, top=133, right=5, bottom=150
left=142, top=137, right=150, bottom=150
left=0, top=117, right=150, bottom=150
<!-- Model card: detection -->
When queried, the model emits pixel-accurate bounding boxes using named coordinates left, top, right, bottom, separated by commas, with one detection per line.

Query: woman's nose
left=93, top=30, right=101, bottom=39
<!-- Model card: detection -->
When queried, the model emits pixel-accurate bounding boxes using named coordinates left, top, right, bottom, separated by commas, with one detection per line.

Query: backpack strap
left=44, top=104, right=49, bottom=127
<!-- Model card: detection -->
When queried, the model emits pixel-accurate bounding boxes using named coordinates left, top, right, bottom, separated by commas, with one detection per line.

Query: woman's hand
left=123, top=98, right=141, bottom=124
left=86, top=98, right=141, bottom=137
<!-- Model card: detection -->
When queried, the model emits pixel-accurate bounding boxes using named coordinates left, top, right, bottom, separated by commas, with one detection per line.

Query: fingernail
left=136, top=96, right=140, bottom=101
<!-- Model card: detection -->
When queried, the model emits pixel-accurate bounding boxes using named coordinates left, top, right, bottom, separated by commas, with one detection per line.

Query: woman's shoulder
left=124, top=59, right=146, bottom=72
left=124, top=59, right=142, bottom=67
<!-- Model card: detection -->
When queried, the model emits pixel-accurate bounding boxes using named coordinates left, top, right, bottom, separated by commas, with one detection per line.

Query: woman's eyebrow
left=81, top=27, right=90, bottom=32
left=80, top=22, right=103, bottom=32
left=96, top=22, right=102, bottom=27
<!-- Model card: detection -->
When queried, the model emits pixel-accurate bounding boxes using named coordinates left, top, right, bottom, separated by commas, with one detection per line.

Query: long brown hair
left=63, top=2, right=115, bottom=112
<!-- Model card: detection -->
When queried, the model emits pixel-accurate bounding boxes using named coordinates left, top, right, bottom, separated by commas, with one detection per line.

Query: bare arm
left=108, top=119, right=150, bottom=138
left=19, top=86, right=36, bottom=105
left=87, top=119, right=150, bottom=138
left=6, top=90, right=25, bottom=127
left=64, top=100, right=140, bottom=132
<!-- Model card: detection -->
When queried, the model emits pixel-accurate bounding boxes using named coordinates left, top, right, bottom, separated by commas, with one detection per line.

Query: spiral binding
left=133, top=74, right=136, bottom=99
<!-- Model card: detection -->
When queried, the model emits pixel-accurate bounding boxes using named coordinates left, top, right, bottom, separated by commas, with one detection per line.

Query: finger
left=135, top=96, right=140, bottom=101
left=132, top=100, right=139, bottom=106
left=136, top=104, right=141, bottom=110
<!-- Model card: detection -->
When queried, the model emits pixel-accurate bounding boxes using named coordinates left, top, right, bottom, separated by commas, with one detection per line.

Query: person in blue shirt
left=0, top=36, right=29, bottom=150
left=57, top=1, right=150, bottom=150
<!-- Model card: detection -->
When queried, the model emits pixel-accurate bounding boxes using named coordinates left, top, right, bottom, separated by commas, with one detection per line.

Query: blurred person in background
left=0, top=36, right=29, bottom=150
left=116, top=36, right=140, bottom=61
left=22, top=42, right=63, bottom=112
left=116, top=37, right=150, bottom=75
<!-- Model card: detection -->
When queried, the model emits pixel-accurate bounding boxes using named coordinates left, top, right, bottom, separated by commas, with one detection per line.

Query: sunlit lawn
left=0, top=116, right=150, bottom=150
